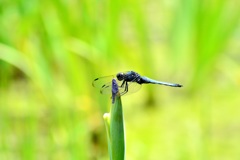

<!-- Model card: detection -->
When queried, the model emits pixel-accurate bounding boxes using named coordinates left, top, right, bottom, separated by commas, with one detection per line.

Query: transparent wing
left=119, top=81, right=142, bottom=96
left=92, top=71, right=131, bottom=89
left=99, top=82, right=112, bottom=94
left=99, top=80, right=125, bottom=95
left=92, top=75, right=115, bottom=89
left=92, top=71, right=142, bottom=96
left=100, top=81, right=142, bottom=96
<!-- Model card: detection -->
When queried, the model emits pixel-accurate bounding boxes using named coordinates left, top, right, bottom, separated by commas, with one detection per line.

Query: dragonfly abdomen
left=140, top=76, right=182, bottom=87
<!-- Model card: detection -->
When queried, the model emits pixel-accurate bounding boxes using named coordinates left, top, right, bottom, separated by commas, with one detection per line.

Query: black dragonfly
left=92, top=71, right=182, bottom=96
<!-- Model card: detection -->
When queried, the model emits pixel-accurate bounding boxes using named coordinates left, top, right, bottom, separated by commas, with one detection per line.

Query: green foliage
left=0, top=0, right=240, bottom=159
left=104, top=93, right=125, bottom=160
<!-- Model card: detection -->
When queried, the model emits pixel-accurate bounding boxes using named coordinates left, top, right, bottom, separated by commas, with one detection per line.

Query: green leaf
left=110, top=94, right=125, bottom=160
left=103, top=79, right=125, bottom=160
left=103, top=113, right=112, bottom=158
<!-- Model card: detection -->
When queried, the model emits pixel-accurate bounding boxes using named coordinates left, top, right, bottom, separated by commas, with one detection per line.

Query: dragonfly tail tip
left=178, top=84, right=183, bottom=87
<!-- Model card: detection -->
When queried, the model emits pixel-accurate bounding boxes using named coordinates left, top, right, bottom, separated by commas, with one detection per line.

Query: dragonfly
left=92, top=71, right=182, bottom=96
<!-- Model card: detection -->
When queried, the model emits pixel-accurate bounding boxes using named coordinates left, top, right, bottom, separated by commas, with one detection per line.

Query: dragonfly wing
left=119, top=81, right=142, bottom=96
left=100, top=80, right=125, bottom=95
left=93, top=71, right=142, bottom=96
left=99, top=82, right=112, bottom=94
left=92, top=75, right=115, bottom=89
left=99, top=80, right=141, bottom=96
left=94, top=75, right=124, bottom=95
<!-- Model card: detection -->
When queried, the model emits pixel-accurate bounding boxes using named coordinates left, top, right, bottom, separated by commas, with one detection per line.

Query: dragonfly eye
left=116, top=73, right=124, bottom=81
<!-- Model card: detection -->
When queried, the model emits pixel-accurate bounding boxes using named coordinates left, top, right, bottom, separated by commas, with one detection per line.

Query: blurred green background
left=0, top=0, right=240, bottom=159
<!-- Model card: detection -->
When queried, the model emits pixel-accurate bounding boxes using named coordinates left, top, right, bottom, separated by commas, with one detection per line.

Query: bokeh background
left=0, top=0, right=240, bottom=159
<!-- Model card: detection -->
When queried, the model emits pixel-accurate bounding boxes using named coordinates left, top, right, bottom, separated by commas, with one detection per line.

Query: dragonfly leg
left=125, top=82, right=128, bottom=92
left=121, top=82, right=128, bottom=96
left=120, top=80, right=125, bottom=87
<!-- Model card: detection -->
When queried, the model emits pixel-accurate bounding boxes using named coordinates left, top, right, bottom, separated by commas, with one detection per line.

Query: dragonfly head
left=116, top=72, right=125, bottom=81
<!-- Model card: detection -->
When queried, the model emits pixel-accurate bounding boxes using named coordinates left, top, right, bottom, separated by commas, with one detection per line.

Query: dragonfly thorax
left=123, top=71, right=141, bottom=83
left=116, top=71, right=141, bottom=82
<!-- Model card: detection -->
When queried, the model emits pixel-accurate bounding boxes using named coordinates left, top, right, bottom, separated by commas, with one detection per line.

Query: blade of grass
left=0, top=44, right=30, bottom=76
left=110, top=93, right=125, bottom=160
left=103, top=113, right=111, bottom=159
left=103, top=79, right=125, bottom=160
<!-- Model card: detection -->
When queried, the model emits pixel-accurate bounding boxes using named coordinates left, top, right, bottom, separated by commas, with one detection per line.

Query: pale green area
left=0, top=0, right=240, bottom=159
